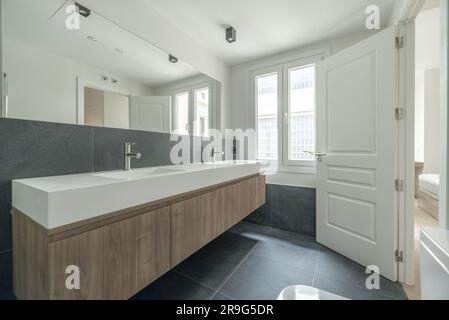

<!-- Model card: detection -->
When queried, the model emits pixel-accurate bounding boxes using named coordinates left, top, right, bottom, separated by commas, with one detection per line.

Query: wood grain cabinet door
left=48, top=229, right=104, bottom=300
left=171, top=198, right=196, bottom=267
left=102, top=218, right=136, bottom=300
left=135, top=207, right=171, bottom=292
left=194, top=189, right=224, bottom=249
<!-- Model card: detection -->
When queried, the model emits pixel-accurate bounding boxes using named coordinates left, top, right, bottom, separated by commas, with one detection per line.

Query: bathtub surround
left=245, top=185, right=316, bottom=237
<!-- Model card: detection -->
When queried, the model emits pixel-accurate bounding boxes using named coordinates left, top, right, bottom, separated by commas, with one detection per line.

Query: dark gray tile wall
left=245, top=184, right=316, bottom=237
left=0, top=117, right=225, bottom=295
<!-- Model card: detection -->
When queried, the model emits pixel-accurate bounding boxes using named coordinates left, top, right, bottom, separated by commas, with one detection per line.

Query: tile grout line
left=173, top=270, right=218, bottom=294
left=213, top=241, right=262, bottom=298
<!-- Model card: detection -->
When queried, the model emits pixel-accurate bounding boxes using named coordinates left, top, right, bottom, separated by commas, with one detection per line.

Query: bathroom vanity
left=11, top=161, right=265, bottom=300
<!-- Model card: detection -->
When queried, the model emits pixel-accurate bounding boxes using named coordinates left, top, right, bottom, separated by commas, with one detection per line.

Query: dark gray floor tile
left=211, top=292, right=233, bottom=301
left=0, top=250, right=12, bottom=292
left=175, top=234, right=258, bottom=290
left=266, top=224, right=317, bottom=246
left=313, top=276, right=395, bottom=300
left=315, top=247, right=371, bottom=287
left=251, top=237, right=319, bottom=273
left=0, top=288, right=16, bottom=300
left=131, top=271, right=215, bottom=300
left=316, top=247, right=407, bottom=300
left=220, top=254, right=314, bottom=300
left=228, top=222, right=274, bottom=242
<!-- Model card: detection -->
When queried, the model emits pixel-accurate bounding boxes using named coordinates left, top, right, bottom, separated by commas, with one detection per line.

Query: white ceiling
left=4, top=0, right=201, bottom=86
left=146, top=0, right=396, bottom=66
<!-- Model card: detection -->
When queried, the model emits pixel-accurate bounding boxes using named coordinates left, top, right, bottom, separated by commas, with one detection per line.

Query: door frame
left=397, top=0, right=449, bottom=286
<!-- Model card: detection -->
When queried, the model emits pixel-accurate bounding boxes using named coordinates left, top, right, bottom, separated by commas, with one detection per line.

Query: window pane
left=256, top=73, right=278, bottom=160
left=173, top=92, right=189, bottom=135
left=288, top=65, right=315, bottom=161
left=194, top=87, right=209, bottom=137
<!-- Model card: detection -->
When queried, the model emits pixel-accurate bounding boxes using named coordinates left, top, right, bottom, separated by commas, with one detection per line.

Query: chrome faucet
left=124, top=142, right=142, bottom=171
left=211, top=147, right=224, bottom=162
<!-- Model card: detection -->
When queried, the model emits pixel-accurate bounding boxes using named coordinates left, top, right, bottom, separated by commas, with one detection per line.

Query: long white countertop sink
left=12, top=161, right=263, bottom=230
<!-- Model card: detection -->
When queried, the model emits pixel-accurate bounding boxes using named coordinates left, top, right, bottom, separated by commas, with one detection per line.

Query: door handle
left=303, top=151, right=327, bottom=162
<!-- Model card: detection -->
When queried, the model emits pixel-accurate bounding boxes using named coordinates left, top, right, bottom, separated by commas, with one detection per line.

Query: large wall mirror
left=1, top=0, right=221, bottom=136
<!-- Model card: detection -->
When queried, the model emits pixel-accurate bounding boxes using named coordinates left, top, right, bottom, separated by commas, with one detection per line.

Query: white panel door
left=130, top=96, right=171, bottom=133
left=316, top=27, right=398, bottom=281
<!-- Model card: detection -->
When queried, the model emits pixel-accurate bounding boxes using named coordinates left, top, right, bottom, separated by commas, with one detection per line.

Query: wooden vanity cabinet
left=13, top=174, right=265, bottom=300
left=170, top=175, right=266, bottom=267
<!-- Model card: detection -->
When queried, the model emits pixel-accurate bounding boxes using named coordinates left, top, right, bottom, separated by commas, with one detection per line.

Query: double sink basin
left=12, top=161, right=263, bottom=229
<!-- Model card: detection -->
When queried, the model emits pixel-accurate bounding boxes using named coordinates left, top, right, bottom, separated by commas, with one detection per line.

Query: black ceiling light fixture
left=226, top=26, right=236, bottom=43
left=169, top=54, right=178, bottom=63
left=75, top=2, right=91, bottom=18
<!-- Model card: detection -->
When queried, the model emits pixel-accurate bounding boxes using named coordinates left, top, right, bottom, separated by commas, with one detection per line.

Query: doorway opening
left=403, top=0, right=441, bottom=300
left=84, top=87, right=130, bottom=129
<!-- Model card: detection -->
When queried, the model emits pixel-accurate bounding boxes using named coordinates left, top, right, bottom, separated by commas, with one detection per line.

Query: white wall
left=3, top=37, right=152, bottom=124
left=229, top=31, right=378, bottom=187
left=424, top=68, right=441, bottom=173
left=415, top=7, right=441, bottom=162
left=79, top=0, right=232, bottom=129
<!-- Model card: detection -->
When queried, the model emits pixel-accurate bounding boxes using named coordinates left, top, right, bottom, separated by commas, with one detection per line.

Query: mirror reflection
left=2, top=0, right=221, bottom=136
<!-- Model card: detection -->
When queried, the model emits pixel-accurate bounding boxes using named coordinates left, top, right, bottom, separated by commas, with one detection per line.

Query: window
left=173, top=92, right=189, bottom=135
left=256, top=73, right=278, bottom=160
left=194, top=87, right=210, bottom=137
left=253, top=58, right=317, bottom=168
left=288, top=65, right=315, bottom=161
left=170, top=82, right=215, bottom=137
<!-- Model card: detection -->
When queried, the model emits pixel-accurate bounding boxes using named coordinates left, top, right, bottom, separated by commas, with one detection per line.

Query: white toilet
left=420, top=228, right=449, bottom=300
left=277, top=285, right=348, bottom=300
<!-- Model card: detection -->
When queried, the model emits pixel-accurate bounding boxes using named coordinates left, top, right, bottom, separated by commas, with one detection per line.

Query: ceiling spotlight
left=86, top=35, right=98, bottom=42
left=75, top=2, right=91, bottom=18
left=226, top=26, right=236, bottom=43
left=169, top=54, right=178, bottom=63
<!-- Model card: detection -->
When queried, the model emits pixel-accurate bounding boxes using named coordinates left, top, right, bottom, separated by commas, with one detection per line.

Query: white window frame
left=251, top=53, right=325, bottom=173
left=282, top=57, right=318, bottom=167
left=251, top=65, right=283, bottom=165
left=171, top=80, right=215, bottom=136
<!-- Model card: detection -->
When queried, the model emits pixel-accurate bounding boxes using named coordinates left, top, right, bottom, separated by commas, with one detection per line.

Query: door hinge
left=395, top=250, right=404, bottom=263
left=395, top=179, right=404, bottom=192
left=395, top=36, right=404, bottom=49
left=395, top=108, right=405, bottom=120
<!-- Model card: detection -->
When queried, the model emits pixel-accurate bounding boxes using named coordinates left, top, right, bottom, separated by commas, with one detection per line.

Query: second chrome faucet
left=124, top=142, right=142, bottom=171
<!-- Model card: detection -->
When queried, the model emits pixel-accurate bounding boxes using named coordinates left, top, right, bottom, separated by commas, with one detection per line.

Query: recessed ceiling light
left=75, top=2, right=91, bottom=18
left=226, top=26, right=236, bottom=43
left=87, top=35, right=98, bottom=42
left=169, top=54, right=178, bottom=63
